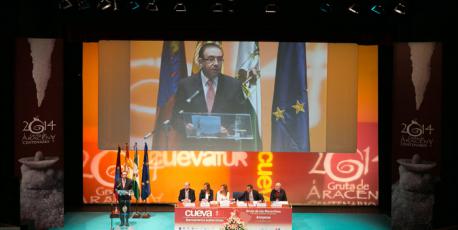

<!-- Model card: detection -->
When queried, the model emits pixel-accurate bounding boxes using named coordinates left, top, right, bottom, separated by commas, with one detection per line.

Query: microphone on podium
left=186, top=90, right=200, bottom=103
left=144, top=119, right=170, bottom=139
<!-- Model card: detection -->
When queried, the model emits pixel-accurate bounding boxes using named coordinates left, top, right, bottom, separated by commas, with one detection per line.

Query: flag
left=132, top=143, right=140, bottom=200
left=141, top=142, right=151, bottom=200
left=235, top=41, right=263, bottom=150
left=113, top=145, right=122, bottom=200
left=191, top=41, right=222, bottom=75
left=271, top=42, right=310, bottom=152
left=153, top=41, right=188, bottom=149
left=124, top=143, right=133, bottom=178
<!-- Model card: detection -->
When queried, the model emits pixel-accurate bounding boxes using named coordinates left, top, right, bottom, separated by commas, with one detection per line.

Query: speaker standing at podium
left=116, top=171, right=133, bottom=226
left=172, top=42, right=262, bottom=151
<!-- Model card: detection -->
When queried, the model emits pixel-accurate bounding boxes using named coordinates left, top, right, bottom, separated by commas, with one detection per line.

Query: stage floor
left=51, top=212, right=390, bottom=229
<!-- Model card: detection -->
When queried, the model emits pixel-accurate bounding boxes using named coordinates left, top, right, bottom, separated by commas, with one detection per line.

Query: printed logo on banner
left=185, top=210, right=213, bottom=217
left=22, top=116, right=56, bottom=145
left=306, top=147, right=379, bottom=205
left=82, top=150, right=249, bottom=203
left=400, top=120, right=434, bottom=148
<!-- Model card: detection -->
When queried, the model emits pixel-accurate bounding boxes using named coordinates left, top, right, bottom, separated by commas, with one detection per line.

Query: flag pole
left=141, top=142, right=151, bottom=218
left=142, top=199, right=150, bottom=218
left=132, top=198, right=140, bottom=218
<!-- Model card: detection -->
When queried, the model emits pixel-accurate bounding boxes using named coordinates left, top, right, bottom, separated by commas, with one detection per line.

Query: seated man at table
left=178, top=182, right=196, bottom=203
left=270, top=182, right=288, bottom=202
left=238, top=184, right=264, bottom=202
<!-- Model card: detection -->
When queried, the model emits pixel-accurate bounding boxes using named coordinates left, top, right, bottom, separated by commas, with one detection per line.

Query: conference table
left=175, top=201, right=292, bottom=230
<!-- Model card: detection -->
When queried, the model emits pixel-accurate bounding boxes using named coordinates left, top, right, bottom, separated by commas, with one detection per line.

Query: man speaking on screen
left=172, top=42, right=261, bottom=151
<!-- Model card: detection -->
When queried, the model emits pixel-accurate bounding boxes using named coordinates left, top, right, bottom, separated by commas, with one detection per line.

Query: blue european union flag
left=271, top=42, right=310, bottom=152
left=157, top=41, right=188, bottom=107
left=113, top=145, right=121, bottom=199
left=141, top=142, right=151, bottom=200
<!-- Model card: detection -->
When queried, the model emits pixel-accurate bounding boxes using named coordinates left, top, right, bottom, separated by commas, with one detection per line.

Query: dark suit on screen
left=172, top=73, right=262, bottom=151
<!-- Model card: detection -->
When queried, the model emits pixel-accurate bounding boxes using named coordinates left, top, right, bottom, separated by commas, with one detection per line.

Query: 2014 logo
left=21, top=117, right=56, bottom=144
left=401, top=120, right=434, bottom=137
left=400, top=120, right=434, bottom=148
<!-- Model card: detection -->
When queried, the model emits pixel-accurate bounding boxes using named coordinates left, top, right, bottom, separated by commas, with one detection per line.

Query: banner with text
left=14, top=38, right=64, bottom=229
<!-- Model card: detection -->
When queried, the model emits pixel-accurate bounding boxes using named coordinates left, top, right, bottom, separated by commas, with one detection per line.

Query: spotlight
left=394, top=2, right=406, bottom=15
left=210, top=2, right=223, bottom=13
left=265, top=3, right=278, bottom=14
left=59, top=0, right=73, bottom=10
left=319, top=2, right=332, bottom=13
left=348, top=3, right=360, bottom=14
left=97, top=0, right=112, bottom=10
left=129, top=0, right=141, bottom=10
left=145, top=0, right=159, bottom=12
left=370, top=3, right=383, bottom=15
left=174, top=2, right=187, bottom=12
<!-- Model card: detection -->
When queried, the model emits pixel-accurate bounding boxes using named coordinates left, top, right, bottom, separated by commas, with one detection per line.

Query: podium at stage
left=180, top=112, right=255, bottom=150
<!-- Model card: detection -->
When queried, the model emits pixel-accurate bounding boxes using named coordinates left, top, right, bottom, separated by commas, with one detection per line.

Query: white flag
left=235, top=42, right=262, bottom=134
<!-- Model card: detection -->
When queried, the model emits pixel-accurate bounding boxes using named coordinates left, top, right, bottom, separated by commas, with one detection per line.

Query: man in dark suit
left=172, top=43, right=262, bottom=151
left=198, top=182, right=214, bottom=202
left=115, top=171, right=133, bottom=226
left=178, top=182, right=196, bottom=203
left=238, top=184, right=264, bottom=202
left=270, top=182, right=288, bottom=202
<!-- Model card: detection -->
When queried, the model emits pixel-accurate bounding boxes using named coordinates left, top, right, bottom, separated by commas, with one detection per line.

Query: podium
left=181, top=112, right=254, bottom=150
left=117, top=190, right=131, bottom=196
left=110, top=190, right=132, bottom=218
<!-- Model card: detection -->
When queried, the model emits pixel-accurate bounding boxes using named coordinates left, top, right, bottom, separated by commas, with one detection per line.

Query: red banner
left=175, top=202, right=292, bottom=230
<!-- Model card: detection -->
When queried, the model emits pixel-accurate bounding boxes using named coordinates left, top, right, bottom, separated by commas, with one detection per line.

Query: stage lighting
left=77, top=0, right=91, bottom=10
left=370, top=3, right=383, bottom=15
left=97, top=0, right=112, bottom=10
left=113, top=0, right=119, bottom=10
left=174, top=2, right=187, bottom=12
left=394, top=2, right=406, bottom=15
left=348, top=3, right=360, bottom=14
left=319, top=2, right=332, bottom=13
left=145, top=0, right=159, bottom=12
left=129, top=0, right=141, bottom=10
left=227, top=0, right=235, bottom=13
left=265, top=3, right=278, bottom=14
left=210, top=2, right=224, bottom=13
left=59, top=0, right=73, bottom=10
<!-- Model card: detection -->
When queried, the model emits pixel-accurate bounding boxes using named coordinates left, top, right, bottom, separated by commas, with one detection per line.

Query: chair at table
left=232, top=192, right=243, bottom=201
